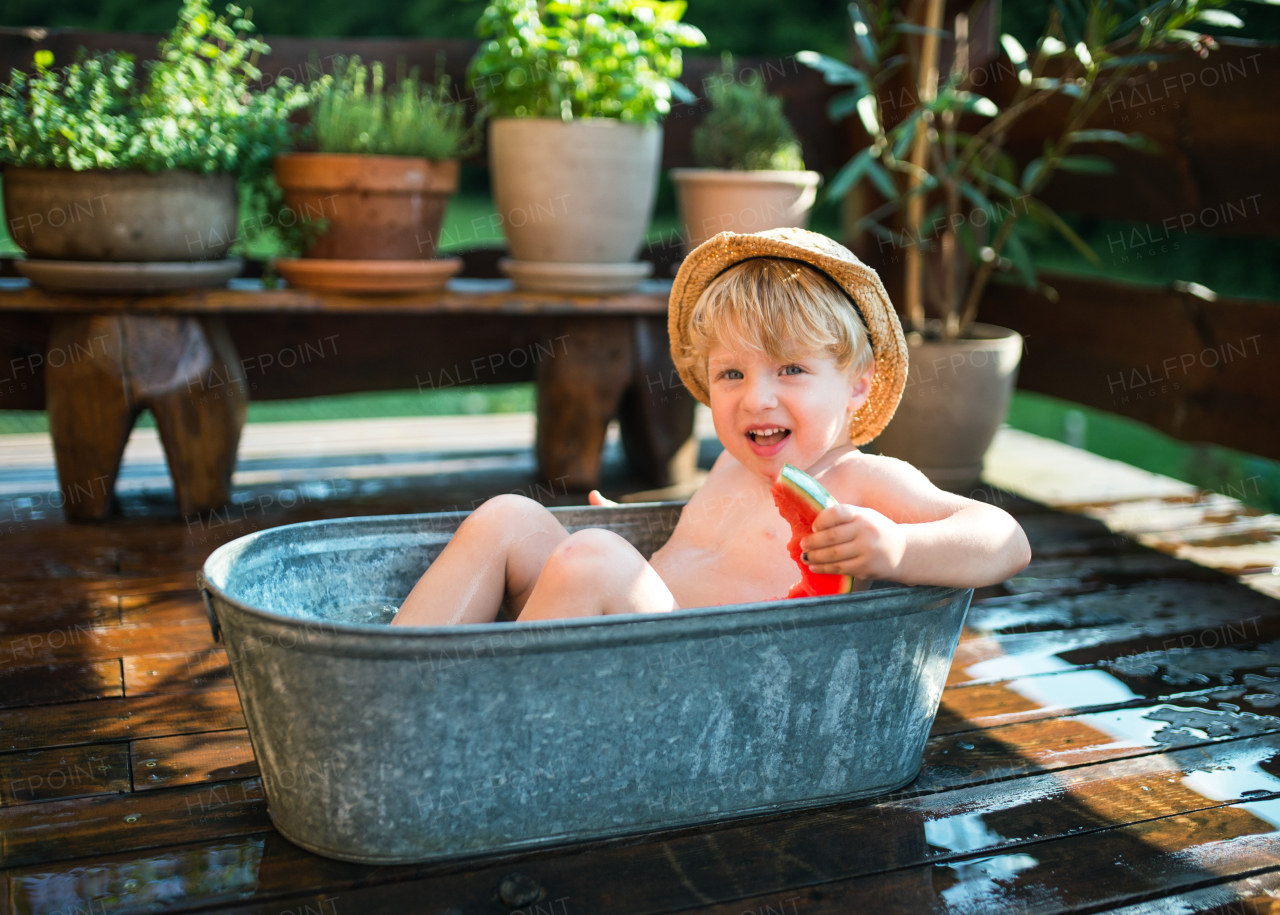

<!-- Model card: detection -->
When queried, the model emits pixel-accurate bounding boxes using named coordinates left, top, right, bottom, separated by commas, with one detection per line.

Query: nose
left=740, top=372, right=779, bottom=413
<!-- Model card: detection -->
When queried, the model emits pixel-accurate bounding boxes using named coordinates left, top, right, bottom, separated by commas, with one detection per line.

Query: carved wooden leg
left=45, top=315, right=135, bottom=521
left=124, top=315, right=246, bottom=518
left=616, top=316, right=698, bottom=487
left=535, top=316, right=633, bottom=491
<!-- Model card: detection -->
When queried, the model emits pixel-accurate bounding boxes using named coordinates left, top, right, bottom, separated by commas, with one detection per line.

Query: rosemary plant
left=312, top=56, right=477, bottom=159
left=693, top=54, right=805, bottom=171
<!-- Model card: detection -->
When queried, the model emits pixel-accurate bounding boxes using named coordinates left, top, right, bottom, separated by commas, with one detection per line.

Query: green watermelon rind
left=776, top=463, right=837, bottom=512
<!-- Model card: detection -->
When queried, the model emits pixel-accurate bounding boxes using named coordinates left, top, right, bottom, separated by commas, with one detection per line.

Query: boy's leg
left=392, top=494, right=570, bottom=626
left=517, top=529, right=678, bottom=621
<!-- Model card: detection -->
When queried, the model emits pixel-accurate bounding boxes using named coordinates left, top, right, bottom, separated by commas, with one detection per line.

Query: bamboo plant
left=800, top=0, right=1248, bottom=339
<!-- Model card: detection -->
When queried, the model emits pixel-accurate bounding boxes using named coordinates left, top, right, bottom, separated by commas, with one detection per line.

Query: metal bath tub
left=198, top=503, right=970, bottom=864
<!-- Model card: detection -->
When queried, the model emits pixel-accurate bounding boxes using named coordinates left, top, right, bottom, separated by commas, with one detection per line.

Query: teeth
left=749, top=427, right=788, bottom=440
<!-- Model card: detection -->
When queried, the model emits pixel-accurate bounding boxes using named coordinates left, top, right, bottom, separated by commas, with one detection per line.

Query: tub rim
left=198, top=505, right=971, bottom=659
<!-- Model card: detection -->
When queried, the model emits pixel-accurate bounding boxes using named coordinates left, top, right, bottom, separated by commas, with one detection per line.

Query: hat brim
left=669, top=228, right=908, bottom=446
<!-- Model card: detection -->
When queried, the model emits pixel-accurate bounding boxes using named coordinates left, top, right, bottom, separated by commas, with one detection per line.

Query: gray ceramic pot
left=870, top=322, right=1024, bottom=491
left=2, top=166, right=238, bottom=261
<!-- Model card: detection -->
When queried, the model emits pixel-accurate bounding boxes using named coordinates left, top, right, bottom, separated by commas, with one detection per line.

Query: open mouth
left=747, top=426, right=791, bottom=449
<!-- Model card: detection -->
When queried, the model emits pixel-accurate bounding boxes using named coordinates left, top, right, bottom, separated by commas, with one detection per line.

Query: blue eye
left=781, top=364, right=804, bottom=376
left=717, top=369, right=743, bottom=381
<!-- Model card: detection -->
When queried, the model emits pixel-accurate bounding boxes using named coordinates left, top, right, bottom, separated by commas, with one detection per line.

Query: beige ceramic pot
left=274, top=153, right=459, bottom=260
left=489, top=118, right=662, bottom=270
left=870, top=322, right=1023, bottom=491
left=669, top=168, right=821, bottom=250
left=3, top=167, right=237, bottom=261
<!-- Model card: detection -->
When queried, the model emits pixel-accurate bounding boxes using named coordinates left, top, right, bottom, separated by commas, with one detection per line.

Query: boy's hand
left=799, top=503, right=907, bottom=580
left=588, top=490, right=618, bottom=507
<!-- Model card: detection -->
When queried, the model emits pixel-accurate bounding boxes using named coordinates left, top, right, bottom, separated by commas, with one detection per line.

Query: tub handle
left=197, top=572, right=222, bottom=643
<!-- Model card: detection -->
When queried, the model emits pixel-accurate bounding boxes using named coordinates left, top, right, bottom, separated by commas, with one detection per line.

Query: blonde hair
left=683, top=258, right=874, bottom=390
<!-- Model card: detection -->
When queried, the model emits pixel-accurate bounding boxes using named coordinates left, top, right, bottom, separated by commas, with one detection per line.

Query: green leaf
left=891, top=110, right=922, bottom=158
left=1004, top=230, right=1037, bottom=288
left=847, top=4, right=879, bottom=69
left=855, top=94, right=880, bottom=136
left=864, top=157, right=899, bottom=200
left=1026, top=198, right=1100, bottom=265
left=825, top=146, right=877, bottom=200
left=889, top=24, right=952, bottom=37
left=957, top=180, right=996, bottom=221
left=1068, top=128, right=1161, bottom=154
left=1000, top=33, right=1028, bottom=67
left=827, top=87, right=867, bottom=121
left=1021, top=157, right=1045, bottom=191
left=1039, top=36, right=1068, bottom=55
left=796, top=51, right=868, bottom=88
left=667, top=76, right=696, bottom=104
left=970, top=165, right=1023, bottom=201
left=955, top=91, right=998, bottom=117
left=1098, top=52, right=1180, bottom=69
left=1196, top=9, right=1244, bottom=27
left=1056, top=154, right=1116, bottom=174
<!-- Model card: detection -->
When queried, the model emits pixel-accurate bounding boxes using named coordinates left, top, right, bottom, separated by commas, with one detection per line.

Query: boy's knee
left=469, top=493, right=545, bottom=527
left=545, top=528, right=632, bottom=575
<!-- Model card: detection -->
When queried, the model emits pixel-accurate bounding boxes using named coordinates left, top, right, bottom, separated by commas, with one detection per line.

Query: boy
left=392, top=228, right=1030, bottom=626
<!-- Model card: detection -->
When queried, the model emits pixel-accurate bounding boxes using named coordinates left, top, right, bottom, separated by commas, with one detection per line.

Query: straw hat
left=669, top=227, right=908, bottom=446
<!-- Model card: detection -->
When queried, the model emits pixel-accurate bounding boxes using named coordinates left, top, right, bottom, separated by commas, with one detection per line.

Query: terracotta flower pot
left=2, top=166, right=237, bottom=261
left=870, top=323, right=1023, bottom=491
left=488, top=118, right=662, bottom=292
left=273, top=153, right=459, bottom=260
left=669, top=168, right=821, bottom=251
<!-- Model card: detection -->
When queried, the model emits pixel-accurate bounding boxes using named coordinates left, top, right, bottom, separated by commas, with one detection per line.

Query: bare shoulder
left=815, top=450, right=971, bottom=523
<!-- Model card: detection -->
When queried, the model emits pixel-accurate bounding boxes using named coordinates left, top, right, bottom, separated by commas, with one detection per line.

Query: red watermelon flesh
left=771, top=463, right=855, bottom=598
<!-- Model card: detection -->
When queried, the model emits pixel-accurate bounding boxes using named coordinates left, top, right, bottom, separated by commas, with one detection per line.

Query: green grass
left=1006, top=390, right=1280, bottom=514
left=0, top=384, right=534, bottom=435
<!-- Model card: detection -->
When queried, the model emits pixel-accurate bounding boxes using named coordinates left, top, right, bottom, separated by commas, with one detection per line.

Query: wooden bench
left=0, top=278, right=697, bottom=520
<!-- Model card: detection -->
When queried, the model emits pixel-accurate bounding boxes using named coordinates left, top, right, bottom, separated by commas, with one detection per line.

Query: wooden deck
left=2, top=414, right=1279, bottom=915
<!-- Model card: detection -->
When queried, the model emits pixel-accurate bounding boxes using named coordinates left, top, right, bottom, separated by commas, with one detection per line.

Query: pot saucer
left=499, top=258, right=653, bottom=294
left=274, top=257, right=463, bottom=293
left=15, top=258, right=244, bottom=294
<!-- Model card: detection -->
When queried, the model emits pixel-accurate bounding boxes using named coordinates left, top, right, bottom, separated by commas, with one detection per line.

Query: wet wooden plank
left=711, top=803, right=1280, bottom=915
left=12, top=734, right=1278, bottom=914
left=123, top=650, right=232, bottom=697
left=0, top=587, right=121, bottom=637
left=0, top=617, right=214, bottom=669
left=0, top=744, right=130, bottom=806
left=0, top=778, right=270, bottom=868
left=1097, top=869, right=1280, bottom=913
left=0, top=659, right=123, bottom=708
left=0, top=687, right=244, bottom=752
left=118, top=591, right=206, bottom=627
left=132, top=732, right=257, bottom=792
left=1, top=836, right=278, bottom=915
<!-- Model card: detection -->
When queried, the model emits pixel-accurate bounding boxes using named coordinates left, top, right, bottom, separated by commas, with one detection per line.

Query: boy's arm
left=802, top=455, right=1031, bottom=588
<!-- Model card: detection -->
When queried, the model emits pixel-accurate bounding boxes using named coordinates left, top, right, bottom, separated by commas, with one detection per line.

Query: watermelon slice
left=771, top=463, right=855, bottom=599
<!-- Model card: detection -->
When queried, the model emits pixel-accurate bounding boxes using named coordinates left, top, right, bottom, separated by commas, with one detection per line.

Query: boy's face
left=706, top=334, right=874, bottom=480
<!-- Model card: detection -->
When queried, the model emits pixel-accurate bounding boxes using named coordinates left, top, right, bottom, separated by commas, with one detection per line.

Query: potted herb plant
left=469, top=0, right=705, bottom=292
left=801, top=0, right=1232, bottom=488
left=273, top=56, right=478, bottom=293
left=0, top=0, right=305, bottom=293
left=670, top=54, right=821, bottom=252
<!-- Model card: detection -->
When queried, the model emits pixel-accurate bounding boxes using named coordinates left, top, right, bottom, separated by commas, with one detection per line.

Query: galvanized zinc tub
left=198, top=502, right=970, bottom=865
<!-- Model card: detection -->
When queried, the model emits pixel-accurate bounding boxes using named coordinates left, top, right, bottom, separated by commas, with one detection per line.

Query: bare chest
left=648, top=488, right=800, bottom=607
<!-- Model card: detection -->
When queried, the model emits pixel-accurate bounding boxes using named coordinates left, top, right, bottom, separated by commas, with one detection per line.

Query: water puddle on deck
left=934, top=851, right=1047, bottom=912
left=13, top=838, right=265, bottom=914
left=1004, top=669, right=1142, bottom=714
